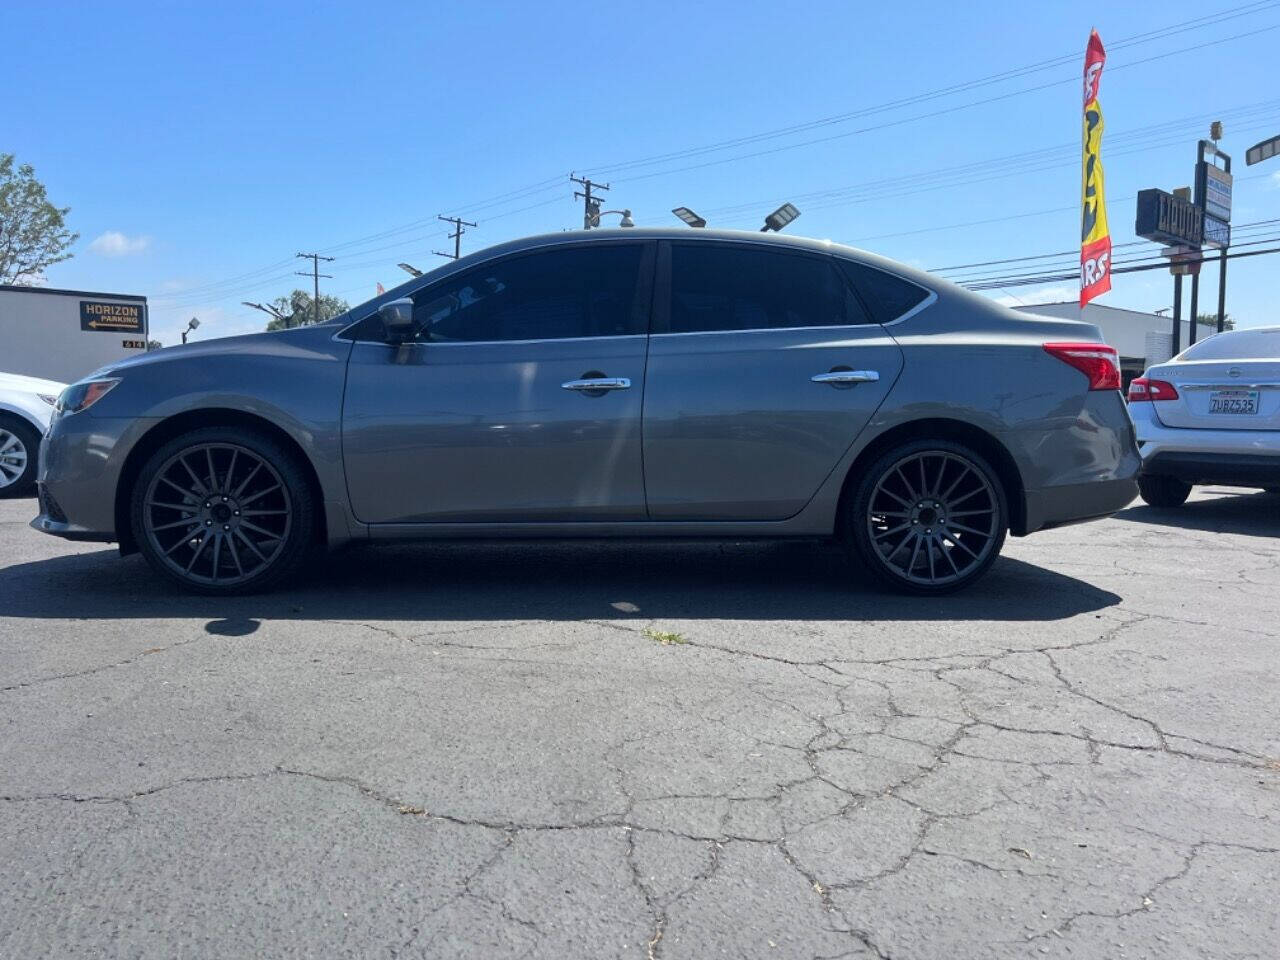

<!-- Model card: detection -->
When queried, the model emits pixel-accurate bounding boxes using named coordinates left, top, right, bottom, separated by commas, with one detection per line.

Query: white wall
left=0, top=287, right=148, bottom=383
left=1013, top=301, right=1217, bottom=361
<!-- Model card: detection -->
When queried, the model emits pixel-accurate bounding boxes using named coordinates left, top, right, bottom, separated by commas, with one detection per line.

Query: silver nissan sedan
left=33, top=229, right=1140, bottom=594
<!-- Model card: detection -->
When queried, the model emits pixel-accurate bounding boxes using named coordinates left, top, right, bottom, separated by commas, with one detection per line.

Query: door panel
left=341, top=241, right=653, bottom=524
left=344, top=337, right=648, bottom=523
left=643, top=327, right=903, bottom=519
left=643, top=242, right=905, bottom=521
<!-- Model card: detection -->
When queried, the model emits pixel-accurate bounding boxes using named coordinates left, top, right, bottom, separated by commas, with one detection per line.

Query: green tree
left=0, top=153, right=78, bottom=284
left=1195, top=312, right=1234, bottom=331
left=264, top=289, right=351, bottom=331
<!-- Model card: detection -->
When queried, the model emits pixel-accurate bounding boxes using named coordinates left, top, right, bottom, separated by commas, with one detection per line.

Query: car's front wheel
left=0, top=414, right=41, bottom=499
left=130, top=426, right=316, bottom=593
left=845, top=439, right=1008, bottom=594
left=1137, top=475, right=1191, bottom=508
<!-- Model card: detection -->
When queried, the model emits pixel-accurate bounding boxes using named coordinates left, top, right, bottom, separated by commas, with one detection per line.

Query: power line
left=581, top=1, right=1280, bottom=178
left=605, top=19, right=1280, bottom=186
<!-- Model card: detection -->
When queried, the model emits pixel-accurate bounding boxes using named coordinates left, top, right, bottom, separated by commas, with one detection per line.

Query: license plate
left=1208, top=389, right=1259, bottom=415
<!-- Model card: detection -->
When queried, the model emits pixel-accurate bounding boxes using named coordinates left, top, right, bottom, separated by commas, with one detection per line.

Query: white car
left=0, top=371, right=65, bottom=498
left=1128, top=326, right=1280, bottom=507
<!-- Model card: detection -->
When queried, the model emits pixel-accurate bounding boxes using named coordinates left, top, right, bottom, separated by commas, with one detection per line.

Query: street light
left=761, top=202, right=801, bottom=233
left=181, top=317, right=200, bottom=344
left=589, top=209, right=635, bottom=228
left=1245, top=134, right=1279, bottom=166
left=397, top=262, right=424, bottom=278
left=242, top=301, right=290, bottom=326
left=672, top=206, right=707, bottom=228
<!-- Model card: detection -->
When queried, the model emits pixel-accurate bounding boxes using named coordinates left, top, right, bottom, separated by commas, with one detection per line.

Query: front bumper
left=1130, top=402, right=1280, bottom=487
left=31, top=414, right=159, bottom=543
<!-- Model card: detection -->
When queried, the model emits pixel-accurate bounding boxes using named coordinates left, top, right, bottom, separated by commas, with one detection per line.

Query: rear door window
left=666, top=243, right=864, bottom=333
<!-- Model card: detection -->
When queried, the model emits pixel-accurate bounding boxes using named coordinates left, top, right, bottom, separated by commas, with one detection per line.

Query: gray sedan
left=33, top=229, right=1139, bottom=594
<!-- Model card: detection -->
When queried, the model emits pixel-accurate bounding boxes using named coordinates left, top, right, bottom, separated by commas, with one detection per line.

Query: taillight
left=1127, top=377, right=1179, bottom=402
left=1043, top=342, right=1121, bottom=391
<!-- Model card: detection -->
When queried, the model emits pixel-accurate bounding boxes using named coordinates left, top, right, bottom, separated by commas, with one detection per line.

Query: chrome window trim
left=829, top=255, right=938, bottom=328
left=1177, top=381, right=1280, bottom=390
left=342, top=333, right=649, bottom=349
left=880, top=288, right=938, bottom=327
left=650, top=323, right=874, bottom=340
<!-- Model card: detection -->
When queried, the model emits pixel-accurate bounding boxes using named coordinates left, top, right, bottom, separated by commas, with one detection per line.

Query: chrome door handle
left=811, top=370, right=879, bottom=384
left=561, top=377, right=632, bottom=391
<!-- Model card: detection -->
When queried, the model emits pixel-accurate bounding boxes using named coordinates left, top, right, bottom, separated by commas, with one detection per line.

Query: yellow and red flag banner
left=1080, top=29, right=1110, bottom=307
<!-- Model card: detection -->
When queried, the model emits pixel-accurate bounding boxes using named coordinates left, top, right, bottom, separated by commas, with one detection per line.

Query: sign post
left=1194, top=138, right=1232, bottom=334
left=1135, top=187, right=1205, bottom=355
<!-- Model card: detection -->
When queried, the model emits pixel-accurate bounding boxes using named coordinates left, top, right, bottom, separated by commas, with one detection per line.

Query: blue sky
left=9, top=0, right=1280, bottom=344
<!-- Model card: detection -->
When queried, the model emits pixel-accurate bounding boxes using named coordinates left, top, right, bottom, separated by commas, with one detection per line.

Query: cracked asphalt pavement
left=2, top=489, right=1279, bottom=959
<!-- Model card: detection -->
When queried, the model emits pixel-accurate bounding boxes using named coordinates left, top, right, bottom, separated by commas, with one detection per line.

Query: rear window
left=837, top=259, right=931, bottom=325
left=1179, top=328, right=1280, bottom=361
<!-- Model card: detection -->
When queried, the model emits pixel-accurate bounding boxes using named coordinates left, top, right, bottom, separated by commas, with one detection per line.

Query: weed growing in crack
left=643, top=628, right=686, bottom=646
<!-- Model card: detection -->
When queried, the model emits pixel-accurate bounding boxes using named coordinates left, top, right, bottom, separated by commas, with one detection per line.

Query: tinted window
left=409, top=244, right=645, bottom=343
left=668, top=244, right=862, bottom=334
left=838, top=259, right=930, bottom=324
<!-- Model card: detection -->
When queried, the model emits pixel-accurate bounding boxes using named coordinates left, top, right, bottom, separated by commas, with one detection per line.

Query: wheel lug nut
left=223, top=525, right=230, bottom=531
left=233, top=510, right=240, bottom=516
left=205, top=520, right=212, bottom=526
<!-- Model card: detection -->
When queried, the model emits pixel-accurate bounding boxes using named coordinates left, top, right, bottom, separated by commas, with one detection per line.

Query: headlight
left=56, top=378, right=121, bottom=415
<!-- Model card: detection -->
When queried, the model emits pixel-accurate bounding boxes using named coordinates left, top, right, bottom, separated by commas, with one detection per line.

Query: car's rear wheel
left=131, top=426, right=316, bottom=594
left=1137, top=475, right=1191, bottom=508
left=845, top=439, right=1008, bottom=594
left=0, top=414, right=41, bottom=499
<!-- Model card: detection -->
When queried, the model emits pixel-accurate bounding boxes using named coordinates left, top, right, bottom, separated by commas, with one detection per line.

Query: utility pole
left=434, top=214, right=476, bottom=260
left=571, top=173, right=609, bottom=229
left=295, top=252, right=335, bottom=325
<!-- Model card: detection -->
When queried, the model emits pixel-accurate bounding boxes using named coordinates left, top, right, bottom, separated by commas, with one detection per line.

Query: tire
left=130, top=425, right=317, bottom=594
left=0, top=414, right=42, bottom=499
left=844, top=439, right=1008, bottom=595
left=1137, top=475, right=1191, bottom=509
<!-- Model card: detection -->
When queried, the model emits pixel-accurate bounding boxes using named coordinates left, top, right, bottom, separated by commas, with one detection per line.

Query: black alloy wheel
left=847, top=439, right=1007, bottom=594
left=131, top=427, right=315, bottom=593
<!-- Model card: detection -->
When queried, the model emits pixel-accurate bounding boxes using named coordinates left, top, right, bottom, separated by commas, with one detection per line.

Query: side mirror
left=377, top=298, right=416, bottom=343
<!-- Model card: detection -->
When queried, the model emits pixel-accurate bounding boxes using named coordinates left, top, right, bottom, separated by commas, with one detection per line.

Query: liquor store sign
left=80, top=300, right=144, bottom=334
left=1135, top=189, right=1203, bottom=248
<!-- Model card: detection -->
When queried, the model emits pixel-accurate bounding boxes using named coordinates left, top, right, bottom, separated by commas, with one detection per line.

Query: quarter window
left=837, top=259, right=930, bottom=324
left=408, top=244, right=646, bottom=343
left=667, top=244, right=863, bottom=334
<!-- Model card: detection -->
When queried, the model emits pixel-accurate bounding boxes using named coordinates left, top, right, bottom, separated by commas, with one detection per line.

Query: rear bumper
left=1144, top=451, right=1280, bottom=487
left=1131, top=401, right=1280, bottom=487
left=1022, top=477, right=1138, bottom=533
